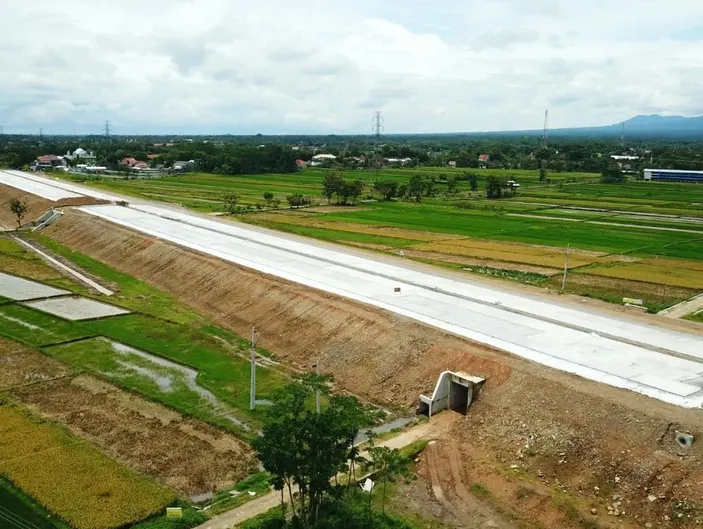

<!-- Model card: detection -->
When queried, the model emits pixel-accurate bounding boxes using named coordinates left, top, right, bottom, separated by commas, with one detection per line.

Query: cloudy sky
left=1, top=0, right=703, bottom=134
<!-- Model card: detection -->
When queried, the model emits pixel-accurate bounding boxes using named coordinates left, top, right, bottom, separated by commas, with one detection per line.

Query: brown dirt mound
left=55, top=196, right=110, bottom=208
left=0, top=184, right=53, bottom=228
left=12, top=375, right=256, bottom=495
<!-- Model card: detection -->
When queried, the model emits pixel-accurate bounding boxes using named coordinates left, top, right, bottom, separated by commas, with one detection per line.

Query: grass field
left=57, top=169, right=703, bottom=314
left=0, top=402, right=175, bottom=529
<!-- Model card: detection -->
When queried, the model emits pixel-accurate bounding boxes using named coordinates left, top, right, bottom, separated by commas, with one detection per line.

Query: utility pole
left=249, top=326, right=257, bottom=410
left=315, top=359, right=321, bottom=414
left=561, top=244, right=571, bottom=291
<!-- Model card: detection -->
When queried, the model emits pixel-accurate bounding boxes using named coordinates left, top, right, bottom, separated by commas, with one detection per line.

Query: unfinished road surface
left=3, top=169, right=703, bottom=408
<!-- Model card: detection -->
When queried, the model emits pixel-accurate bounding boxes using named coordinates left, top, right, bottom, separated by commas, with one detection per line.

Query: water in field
left=107, top=340, right=250, bottom=430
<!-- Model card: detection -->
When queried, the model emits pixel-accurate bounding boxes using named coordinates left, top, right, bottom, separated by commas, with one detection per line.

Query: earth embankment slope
left=44, top=210, right=703, bottom=527
left=0, top=184, right=53, bottom=228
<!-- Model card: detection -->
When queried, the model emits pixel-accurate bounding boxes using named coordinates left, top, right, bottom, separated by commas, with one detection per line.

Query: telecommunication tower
left=542, top=109, right=549, bottom=147
left=372, top=111, right=384, bottom=141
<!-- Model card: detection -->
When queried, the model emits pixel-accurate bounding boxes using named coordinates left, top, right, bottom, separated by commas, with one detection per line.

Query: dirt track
left=44, top=211, right=703, bottom=527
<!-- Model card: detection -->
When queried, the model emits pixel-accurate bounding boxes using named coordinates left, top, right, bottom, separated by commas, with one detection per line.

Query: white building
left=65, top=148, right=97, bottom=162
left=611, top=155, right=639, bottom=161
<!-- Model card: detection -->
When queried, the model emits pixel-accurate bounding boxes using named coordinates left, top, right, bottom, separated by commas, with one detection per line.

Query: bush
left=132, top=504, right=207, bottom=529
left=454, top=201, right=474, bottom=210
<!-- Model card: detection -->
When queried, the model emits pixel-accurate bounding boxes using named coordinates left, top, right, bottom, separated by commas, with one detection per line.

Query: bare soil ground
left=0, top=338, right=256, bottom=496
left=0, top=185, right=53, bottom=228
left=45, top=212, right=703, bottom=527
left=0, top=184, right=106, bottom=229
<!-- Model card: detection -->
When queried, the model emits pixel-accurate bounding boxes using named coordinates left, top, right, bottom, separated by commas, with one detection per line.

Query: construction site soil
left=45, top=211, right=703, bottom=528
left=0, top=184, right=108, bottom=229
left=0, top=185, right=53, bottom=228
left=0, top=339, right=256, bottom=496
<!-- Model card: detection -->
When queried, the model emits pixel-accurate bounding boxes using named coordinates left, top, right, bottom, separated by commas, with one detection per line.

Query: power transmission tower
left=104, top=120, right=112, bottom=143
left=542, top=109, right=549, bottom=147
left=249, top=326, right=257, bottom=410
left=372, top=111, right=384, bottom=141
left=39, top=128, right=43, bottom=142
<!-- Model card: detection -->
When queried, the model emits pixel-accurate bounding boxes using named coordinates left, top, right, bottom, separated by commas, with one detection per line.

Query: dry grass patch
left=0, top=338, right=71, bottom=390
left=417, top=239, right=611, bottom=269
left=0, top=402, right=175, bottom=529
left=253, top=212, right=459, bottom=242
left=400, top=250, right=562, bottom=276
left=585, top=262, right=703, bottom=289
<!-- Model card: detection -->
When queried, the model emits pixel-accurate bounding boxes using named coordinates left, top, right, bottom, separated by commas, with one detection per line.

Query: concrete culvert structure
left=419, top=371, right=485, bottom=417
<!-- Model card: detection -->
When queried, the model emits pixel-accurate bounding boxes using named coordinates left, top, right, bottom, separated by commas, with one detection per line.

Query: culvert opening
left=419, top=371, right=485, bottom=418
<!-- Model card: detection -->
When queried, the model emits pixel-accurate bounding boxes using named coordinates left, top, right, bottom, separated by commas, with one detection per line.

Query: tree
left=446, top=176, right=458, bottom=194
left=539, top=161, right=548, bottom=182
left=9, top=198, right=28, bottom=228
left=466, top=172, right=479, bottom=192
left=321, top=171, right=344, bottom=204
left=252, top=377, right=368, bottom=527
left=408, top=175, right=425, bottom=202
left=374, top=181, right=398, bottom=201
left=601, top=162, right=627, bottom=183
left=486, top=176, right=506, bottom=199
left=367, top=446, right=408, bottom=514
left=223, top=193, right=240, bottom=213
left=287, top=194, right=312, bottom=208
left=397, top=184, right=409, bottom=200
left=263, top=191, right=275, bottom=206
left=349, top=179, right=364, bottom=205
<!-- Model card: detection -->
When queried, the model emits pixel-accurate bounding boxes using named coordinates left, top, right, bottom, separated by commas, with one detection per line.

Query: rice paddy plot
left=0, top=272, right=69, bottom=301
left=0, top=402, right=175, bottom=529
left=44, top=337, right=253, bottom=432
left=584, top=261, right=703, bottom=289
left=0, top=337, right=71, bottom=391
left=24, top=297, right=131, bottom=321
left=0, top=304, right=90, bottom=347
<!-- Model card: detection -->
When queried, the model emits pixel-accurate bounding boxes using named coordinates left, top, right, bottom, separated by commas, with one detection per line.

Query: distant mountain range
left=481, top=114, right=703, bottom=139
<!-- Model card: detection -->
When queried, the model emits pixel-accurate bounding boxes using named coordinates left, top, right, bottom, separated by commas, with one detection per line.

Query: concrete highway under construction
left=2, top=169, right=703, bottom=408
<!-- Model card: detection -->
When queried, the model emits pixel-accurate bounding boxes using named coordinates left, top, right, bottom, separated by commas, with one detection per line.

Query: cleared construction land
left=2, top=170, right=703, bottom=528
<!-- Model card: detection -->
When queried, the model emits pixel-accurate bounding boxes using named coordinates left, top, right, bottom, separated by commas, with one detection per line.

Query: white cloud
left=1, top=0, right=703, bottom=133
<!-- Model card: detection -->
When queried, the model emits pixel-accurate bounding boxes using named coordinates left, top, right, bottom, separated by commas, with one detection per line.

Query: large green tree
left=253, top=377, right=369, bottom=527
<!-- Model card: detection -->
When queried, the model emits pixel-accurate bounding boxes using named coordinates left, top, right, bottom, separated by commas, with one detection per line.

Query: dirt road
left=660, top=293, right=703, bottom=319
